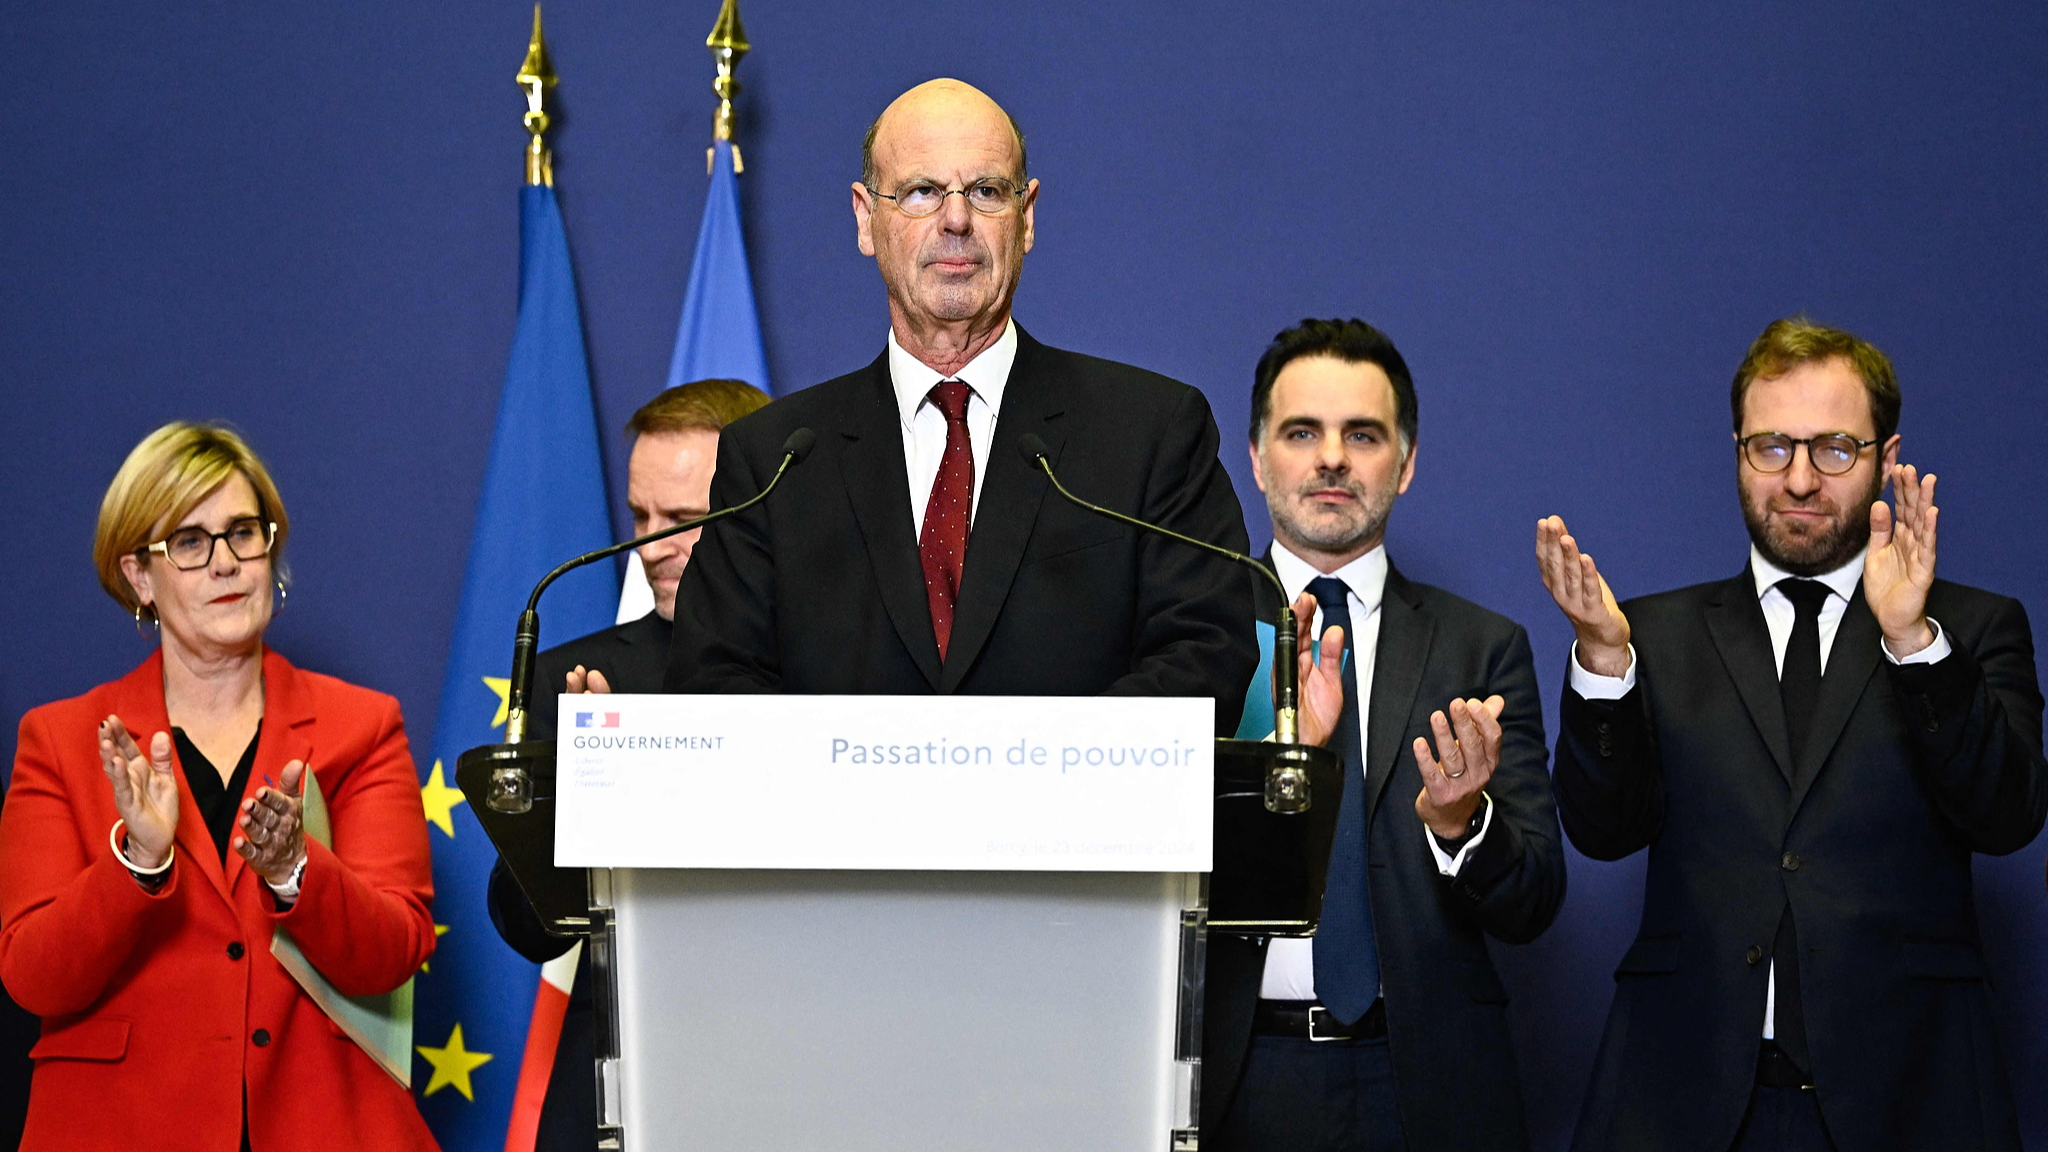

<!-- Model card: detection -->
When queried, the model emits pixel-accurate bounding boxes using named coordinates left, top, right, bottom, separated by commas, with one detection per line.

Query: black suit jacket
left=487, top=610, right=672, bottom=1152
left=1557, top=575, right=2047, bottom=1152
left=1202, top=561, right=1565, bottom=1150
left=666, top=327, right=1257, bottom=730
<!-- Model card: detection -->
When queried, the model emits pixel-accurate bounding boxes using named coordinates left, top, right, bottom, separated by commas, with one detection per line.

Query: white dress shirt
left=889, top=320, right=1018, bottom=536
left=1258, top=542, right=1496, bottom=1001
left=1569, top=544, right=1950, bottom=1039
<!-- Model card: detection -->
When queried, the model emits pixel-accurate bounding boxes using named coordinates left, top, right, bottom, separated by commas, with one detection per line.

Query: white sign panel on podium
left=555, top=693, right=1213, bottom=872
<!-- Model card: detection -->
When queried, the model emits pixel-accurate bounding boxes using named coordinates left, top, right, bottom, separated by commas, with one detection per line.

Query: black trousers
left=1209, top=1032, right=1407, bottom=1152
left=1731, top=1083, right=1837, bottom=1152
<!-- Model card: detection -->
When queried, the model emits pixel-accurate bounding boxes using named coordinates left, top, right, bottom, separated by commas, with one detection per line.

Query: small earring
left=274, top=579, right=289, bottom=612
left=132, top=605, right=159, bottom=640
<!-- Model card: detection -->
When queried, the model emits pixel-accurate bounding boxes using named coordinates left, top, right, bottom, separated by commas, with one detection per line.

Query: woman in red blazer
left=0, top=422, right=439, bottom=1151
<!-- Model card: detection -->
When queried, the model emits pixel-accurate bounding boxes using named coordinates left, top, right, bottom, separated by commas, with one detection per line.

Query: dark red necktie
left=919, top=380, right=975, bottom=661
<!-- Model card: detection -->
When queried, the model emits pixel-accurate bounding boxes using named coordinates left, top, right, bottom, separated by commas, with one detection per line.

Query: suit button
left=252, top=1029, right=270, bottom=1047
left=226, top=942, right=245, bottom=960
left=1781, top=852, right=1801, bottom=872
left=1596, top=722, right=1612, bottom=737
left=1747, top=945, right=1765, bottom=965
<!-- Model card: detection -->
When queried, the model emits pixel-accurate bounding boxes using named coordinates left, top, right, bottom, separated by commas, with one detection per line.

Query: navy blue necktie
left=1306, top=575, right=1380, bottom=1024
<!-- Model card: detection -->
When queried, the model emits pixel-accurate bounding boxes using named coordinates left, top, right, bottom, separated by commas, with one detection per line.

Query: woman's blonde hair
left=94, top=422, right=290, bottom=616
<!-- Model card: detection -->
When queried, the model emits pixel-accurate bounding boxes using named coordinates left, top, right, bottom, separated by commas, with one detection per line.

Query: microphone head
left=781, top=427, right=818, bottom=464
left=1017, top=433, right=1051, bottom=466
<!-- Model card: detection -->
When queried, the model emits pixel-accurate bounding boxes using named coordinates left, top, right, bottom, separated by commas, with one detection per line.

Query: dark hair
left=626, top=378, right=771, bottom=439
left=1250, top=318, right=1418, bottom=447
left=1730, top=316, right=1900, bottom=441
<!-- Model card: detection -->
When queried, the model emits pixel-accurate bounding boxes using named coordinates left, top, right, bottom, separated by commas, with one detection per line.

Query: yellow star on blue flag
left=483, top=676, right=512, bottom=729
left=419, top=760, right=466, bottom=839
left=417, top=1022, right=494, bottom=1101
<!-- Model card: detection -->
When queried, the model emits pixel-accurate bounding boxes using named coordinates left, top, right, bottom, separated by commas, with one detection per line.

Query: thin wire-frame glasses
left=869, top=177, right=1026, bottom=218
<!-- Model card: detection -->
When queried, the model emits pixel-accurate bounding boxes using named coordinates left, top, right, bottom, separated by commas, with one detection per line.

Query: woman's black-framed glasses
left=868, top=177, right=1026, bottom=218
left=1736, top=432, right=1880, bottom=476
left=141, top=518, right=277, bottom=570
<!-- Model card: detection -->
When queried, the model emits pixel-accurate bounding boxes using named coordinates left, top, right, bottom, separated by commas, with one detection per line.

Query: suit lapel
left=1789, top=588, right=1881, bottom=810
left=1364, top=568, right=1432, bottom=821
left=837, top=352, right=944, bottom=690
left=939, top=329, right=1066, bottom=693
left=1704, top=573, right=1795, bottom=786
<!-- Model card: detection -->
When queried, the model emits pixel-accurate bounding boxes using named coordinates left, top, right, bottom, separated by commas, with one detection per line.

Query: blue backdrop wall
left=4, top=2, right=2045, bottom=1146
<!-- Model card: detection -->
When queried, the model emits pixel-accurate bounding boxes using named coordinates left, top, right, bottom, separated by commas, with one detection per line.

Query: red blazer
left=0, top=649, right=439, bottom=1151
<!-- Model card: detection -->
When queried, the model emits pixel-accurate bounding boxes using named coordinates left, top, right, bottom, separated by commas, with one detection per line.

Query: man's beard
left=1267, top=468, right=1397, bottom=557
left=1739, top=469, right=1881, bottom=576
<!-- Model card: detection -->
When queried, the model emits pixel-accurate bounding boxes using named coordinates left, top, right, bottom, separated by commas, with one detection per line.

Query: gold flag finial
left=705, top=0, right=750, bottom=173
left=517, top=5, right=558, bottom=186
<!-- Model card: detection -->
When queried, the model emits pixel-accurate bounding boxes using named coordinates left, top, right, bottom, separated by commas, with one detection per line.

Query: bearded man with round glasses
left=667, top=79, right=1254, bottom=730
left=1535, top=317, right=2046, bottom=1152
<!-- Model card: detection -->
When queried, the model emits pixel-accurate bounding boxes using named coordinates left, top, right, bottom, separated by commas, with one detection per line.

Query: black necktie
left=1305, top=575, right=1379, bottom=1025
left=1772, top=576, right=1831, bottom=1072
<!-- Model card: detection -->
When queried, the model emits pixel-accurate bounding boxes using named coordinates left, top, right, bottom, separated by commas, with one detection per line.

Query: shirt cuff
left=1426, top=793, right=1494, bottom=877
left=1569, top=640, right=1637, bottom=699
left=1882, top=618, right=1951, bottom=666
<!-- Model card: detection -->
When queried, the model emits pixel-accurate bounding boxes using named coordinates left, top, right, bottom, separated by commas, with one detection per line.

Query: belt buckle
left=1307, top=1006, right=1348, bottom=1042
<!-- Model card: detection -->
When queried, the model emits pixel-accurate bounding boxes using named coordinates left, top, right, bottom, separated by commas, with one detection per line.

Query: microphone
left=501, top=427, right=815, bottom=746
left=1016, top=433, right=1311, bottom=771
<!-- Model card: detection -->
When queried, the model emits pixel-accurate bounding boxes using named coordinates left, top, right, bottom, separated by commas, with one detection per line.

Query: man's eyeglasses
left=141, top=518, right=276, bottom=570
left=868, top=177, right=1026, bottom=219
left=1736, top=432, right=1880, bottom=476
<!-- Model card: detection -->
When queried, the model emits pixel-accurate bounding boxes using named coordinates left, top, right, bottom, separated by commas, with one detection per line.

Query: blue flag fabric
left=665, top=140, right=771, bottom=393
left=413, top=183, right=619, bottom=1148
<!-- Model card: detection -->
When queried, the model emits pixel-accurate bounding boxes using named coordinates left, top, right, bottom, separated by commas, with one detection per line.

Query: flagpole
left=705, top=0, right=749, bottom=174
left=518, top=4, right=557, bottom=188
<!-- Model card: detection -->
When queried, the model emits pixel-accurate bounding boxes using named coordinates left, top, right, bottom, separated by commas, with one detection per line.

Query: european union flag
left=412, top=182, right=618, bottom=1148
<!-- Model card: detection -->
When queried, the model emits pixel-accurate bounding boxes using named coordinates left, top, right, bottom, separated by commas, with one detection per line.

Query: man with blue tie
left=1203, top=318, right=1566, bottom=1152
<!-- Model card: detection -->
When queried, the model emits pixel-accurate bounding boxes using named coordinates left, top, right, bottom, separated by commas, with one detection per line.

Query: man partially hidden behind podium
left=486, top=378, right=768, bottom=1150
left=666, top=79, right=1254, bottom=719
left=1205, top=319, right=1565, bottom=1152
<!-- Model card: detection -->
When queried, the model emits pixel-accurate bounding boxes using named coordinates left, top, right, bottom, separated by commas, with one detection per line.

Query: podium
left=460, top=693, right=1342, bottom=1151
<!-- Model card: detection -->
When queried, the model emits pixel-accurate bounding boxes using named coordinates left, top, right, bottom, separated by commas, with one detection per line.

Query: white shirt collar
left=888, top=319, right=1018, bottom=428
left=1270, top=540, right=1390, bottom=619
left=1750, top=544, right=1865, bottom=603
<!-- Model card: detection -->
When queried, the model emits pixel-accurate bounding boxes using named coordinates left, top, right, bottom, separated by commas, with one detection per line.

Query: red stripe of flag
left=502, top=972, right=572, bottom=1152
